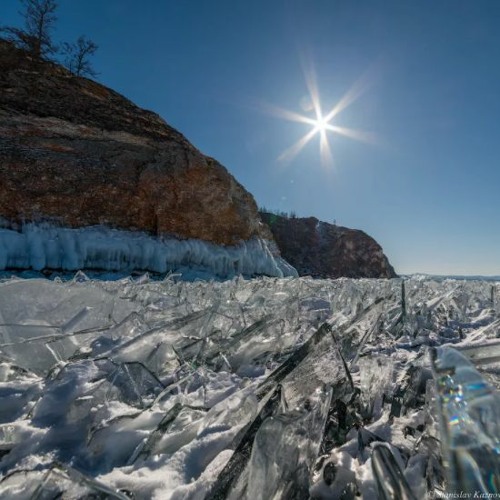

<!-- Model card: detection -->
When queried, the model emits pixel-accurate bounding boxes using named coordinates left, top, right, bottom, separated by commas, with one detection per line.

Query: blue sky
left=3, top=0, right=500, bottom=275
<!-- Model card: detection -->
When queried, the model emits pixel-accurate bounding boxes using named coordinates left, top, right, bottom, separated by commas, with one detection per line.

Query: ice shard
left=431, top=346, right=500, bottom=494
left=0, top=462, right=130, bottom=499
left=371, top=443, right=417, bottom=500
left=205, top=384, right=284, bottom=499
left=244, top=387, right=332, bottom=500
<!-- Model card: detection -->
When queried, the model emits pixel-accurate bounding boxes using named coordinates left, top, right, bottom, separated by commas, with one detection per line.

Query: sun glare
left=261, top=56, right=378, bottom=169
left=313, top=115, right=329, bottom=133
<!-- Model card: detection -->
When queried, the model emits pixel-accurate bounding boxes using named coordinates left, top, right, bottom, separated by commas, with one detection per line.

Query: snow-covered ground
left=0, top=274, right=499, bottom=498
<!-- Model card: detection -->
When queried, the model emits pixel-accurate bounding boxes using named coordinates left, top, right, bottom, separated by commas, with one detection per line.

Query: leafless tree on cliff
left=62, top=36, right=98, bottom=77
left=1, top=0, right=58, bottom=58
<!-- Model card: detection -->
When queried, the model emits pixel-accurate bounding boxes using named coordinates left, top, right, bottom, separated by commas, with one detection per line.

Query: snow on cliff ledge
left=0, top=224, right=298, bottom=279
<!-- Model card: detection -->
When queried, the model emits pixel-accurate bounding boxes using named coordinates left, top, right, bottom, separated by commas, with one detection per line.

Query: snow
left=0, top=224, right=298, bottom=279
left=0, top=275, right=499, bottom=498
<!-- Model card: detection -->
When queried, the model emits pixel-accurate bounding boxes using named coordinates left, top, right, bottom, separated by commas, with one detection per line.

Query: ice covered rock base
left=0, top=276, right=499, bottom=498
left=0, top=224, right=297, bottom=279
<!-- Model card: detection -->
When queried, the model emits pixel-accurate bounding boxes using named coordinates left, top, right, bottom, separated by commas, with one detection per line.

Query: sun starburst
left=264, top=57, right=378, bottom=169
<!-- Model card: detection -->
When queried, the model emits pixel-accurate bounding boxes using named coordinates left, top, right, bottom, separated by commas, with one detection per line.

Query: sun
left=259, top=56, right=377, bottom=169
left=313, top=115, right=329, bottom=133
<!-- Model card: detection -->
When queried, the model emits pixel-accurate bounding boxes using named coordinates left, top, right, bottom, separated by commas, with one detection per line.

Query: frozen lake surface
left=0, top=274, right=499, bottom=498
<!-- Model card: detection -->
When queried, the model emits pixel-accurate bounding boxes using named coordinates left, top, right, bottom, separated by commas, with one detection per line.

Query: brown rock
left=0, top=40, right=272, bottom=247
left=260, top=212, right=397, bottom=279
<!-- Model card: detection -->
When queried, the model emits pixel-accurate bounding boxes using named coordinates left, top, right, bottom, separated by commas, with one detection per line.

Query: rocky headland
left=260, top=212, right=397, bottom=279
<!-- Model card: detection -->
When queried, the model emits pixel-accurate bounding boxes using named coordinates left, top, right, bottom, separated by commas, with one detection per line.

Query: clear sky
left=3, top=0, right=500, bottom=276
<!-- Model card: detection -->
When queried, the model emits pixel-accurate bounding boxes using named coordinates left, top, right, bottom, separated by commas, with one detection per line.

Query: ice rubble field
left=0, top=274, right=499, bottom=499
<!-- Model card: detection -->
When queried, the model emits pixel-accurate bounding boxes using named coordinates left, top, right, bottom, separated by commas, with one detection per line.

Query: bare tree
left=1, top=0, right=58, bottom=58
left=62, top=35, right=98, bottom=77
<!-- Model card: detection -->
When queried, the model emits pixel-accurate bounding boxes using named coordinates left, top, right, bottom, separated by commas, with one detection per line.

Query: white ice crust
left=0, top=224, right=298, bottom=279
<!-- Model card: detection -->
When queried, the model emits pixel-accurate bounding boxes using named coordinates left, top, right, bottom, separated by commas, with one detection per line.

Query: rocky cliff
left=260, top=212, right=397, bottom=279
left=0, top=40, right=271, bottom=245
left=0, top=40, right=296, bottom=277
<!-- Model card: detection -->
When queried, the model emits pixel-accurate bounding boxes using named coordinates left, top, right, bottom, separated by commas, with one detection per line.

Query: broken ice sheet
left=0, top=462, right=130, bottom=499
left=242, top=387, right=332, bottom=500
left=31, top=359, right=163, bottom=425
left=86, top=409, right=165, bottom=472
left=358, top=355, right=393, bottom=421
left=0, top=278, right=136, bottom=332
left=0, top=278, right=139, bottom=375
left=0, top=422, right=34, bottom=462
left=0, top=326, right=98, bottom=376
left=458, top=340, right=500, bottom=389
left=197, top=385, right=258, bottom=438
left=130, top=404, right=207, bottom=464
left=0, top=363, right=42, bottom=423
left=1, top=276, right=500, bottom=499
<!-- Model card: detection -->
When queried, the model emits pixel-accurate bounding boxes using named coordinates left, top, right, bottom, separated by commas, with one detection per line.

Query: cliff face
left=260, top=212, right=397, bottom=279
left=0, top=40, right=273, bottom=247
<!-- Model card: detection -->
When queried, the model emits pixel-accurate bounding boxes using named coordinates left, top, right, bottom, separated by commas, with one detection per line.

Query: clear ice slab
left=432, top=346, right=500, bottom=494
